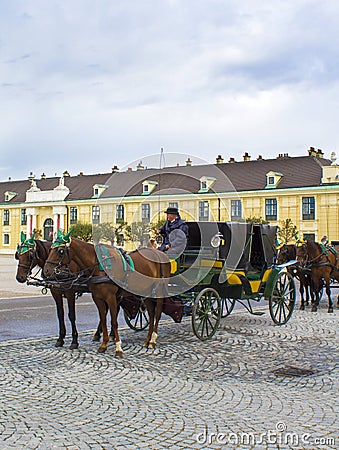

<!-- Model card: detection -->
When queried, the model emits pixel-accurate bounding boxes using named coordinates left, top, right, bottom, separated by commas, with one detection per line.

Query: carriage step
left=250, top=311, right=265, bottom=316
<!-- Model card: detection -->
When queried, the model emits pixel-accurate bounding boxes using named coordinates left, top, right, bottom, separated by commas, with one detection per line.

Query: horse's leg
left=92, top=321, right=102, bottom=341
left=51, top=290, right=66, bottom=347
left=143, top=299, right=155, bottom=348
left=105, top=292, right=123, bottom=357
left=147, top=298, right=164, bottom=349
left=311, top=275, right=322, bottom=312
left=92, top=295, right=110, bottom=353
left=93, top=303, right=113, bottom=342
left=304, top=274, right=310, bottom=306
left=109, top=304, right=120, bottom=342
left=65, top=292, right=79, bottom=349
left=299, top=279, right=305, bottom=310
left=325, top=278, right=333, bottom=313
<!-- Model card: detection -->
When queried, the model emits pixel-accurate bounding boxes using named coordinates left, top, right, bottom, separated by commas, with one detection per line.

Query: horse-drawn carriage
left=16, top=221, right=297, bottom=354
left=166, top=221, right=296, bottom=340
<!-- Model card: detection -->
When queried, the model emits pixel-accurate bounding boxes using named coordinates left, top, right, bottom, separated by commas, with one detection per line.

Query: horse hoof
left=328, top=308, right=334, bottom=313
left=142, top=341, right=149, bottom=348
left=97, top=347, right=107, bottom=353
left=55, top=340, right=64, bottom=347
left=148, top=343, right=156, bottom=349
left=69, top=343, right=79, bottom=350
left=311, top=307, right=317, bottom=312
left=299, top=305, right=305, bottom=311
left=115, top=351, right=123, bottom=358
left=92, top=334, right=100, bottom=342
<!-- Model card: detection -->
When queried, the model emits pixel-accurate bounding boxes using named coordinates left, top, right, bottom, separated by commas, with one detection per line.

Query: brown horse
left=301, top=239, right=339, bottom=313
left=15, top=235, right=106, bottom=348
left=277, top=244, right=314, bottom=310
left=43, top=233, right=170, bottom=356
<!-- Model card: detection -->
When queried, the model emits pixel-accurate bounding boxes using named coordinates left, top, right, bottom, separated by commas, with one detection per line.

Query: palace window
left=3, top=209, right=9, bottom=226
left=141, top=204, right=151, bottom=223
left=231, top=200, right=242, bottom=220
left=92, top=206, right=100, bottom=224
left=199, top=201, right=209, bottom=221
left=116, top=205, right=125, bottom=223
left=302, top=197, right=315, bottom=220
left=265, top=198, right=277, bottom=221
left=70, top=207, right=78, bottom=224
left=3, top=234, right=9, bottom=245
left=303, top=233, right=315, bottom=241
left=21, top=209, right=27, bottom=226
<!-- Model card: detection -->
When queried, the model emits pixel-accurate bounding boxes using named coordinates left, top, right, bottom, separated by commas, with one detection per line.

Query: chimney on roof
left=257, top=155, right=263, bottom=160
left=186, top=157, right=192, bottom=166
left=112, top=165, right=119, bottom=173
left=283, top=153, right=289, bottom=158
left=216, top=154, right=224, bottom=164
left=317, top=149, right=324, bottom=158
left=127, top=167, right=133, bottom=172
left=41, top=173, right=46, bottom=179
left=78, top=172, right=84, bottom=176
left=308, top=146, right=317, bottom=157
left=28, top=171, right=35, bottom=181
left=136, top=161, right=144, bottom=170
left=243, top=152, right=251, bottom=161
left=277, top=153, right=282, bottom=159
left=63, top=170, right=70, bottom=177
left=229, top=157, right=235, bottom=163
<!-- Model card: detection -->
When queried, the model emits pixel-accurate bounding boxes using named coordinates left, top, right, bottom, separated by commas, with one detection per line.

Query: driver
left=156, top=207, right=188, bottom=257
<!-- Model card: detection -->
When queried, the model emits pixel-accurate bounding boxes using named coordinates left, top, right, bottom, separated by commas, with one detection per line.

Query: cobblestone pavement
left=0, top=303, right=338, bottom=450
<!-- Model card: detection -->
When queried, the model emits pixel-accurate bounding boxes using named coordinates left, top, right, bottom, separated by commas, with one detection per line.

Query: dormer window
left=92, top=184, right=108, bottom=198
left=142, top=180, right=158, bottom=195
left=265, top=171, right=283, bottom=189
left=4, top=191, right=17, bottom=202
left=199, top=176, right=216, bottom=193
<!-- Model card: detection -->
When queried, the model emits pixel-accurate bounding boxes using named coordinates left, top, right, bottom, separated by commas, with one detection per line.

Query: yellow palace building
left=1, top=147, right=339, bottom=254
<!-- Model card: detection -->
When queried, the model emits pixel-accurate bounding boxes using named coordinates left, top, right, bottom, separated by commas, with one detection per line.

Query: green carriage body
left=169, top=221, right=296, bottom=339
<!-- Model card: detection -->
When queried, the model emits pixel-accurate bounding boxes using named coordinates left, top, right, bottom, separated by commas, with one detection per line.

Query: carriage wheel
left=124, top=301, right=150, bottom=331
left=220, top=297, right=235, bottom=318
left=269, top=271, right=296, bottom=325
left=192, top=287, right=221, bottom=341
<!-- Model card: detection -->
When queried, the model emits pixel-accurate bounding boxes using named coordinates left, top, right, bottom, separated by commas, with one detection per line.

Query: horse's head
left=15, top=234, right=38, bottom=283
left=276, top=244, right=296, bottom=264
left=43, top=229, right=73, bottom=279
left=277, top=244, right=288, bottom=264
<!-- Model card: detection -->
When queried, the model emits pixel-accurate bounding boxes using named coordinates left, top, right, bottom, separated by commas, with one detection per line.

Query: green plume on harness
left=294, top=233, right=306, bottom=247
left=52, top=228, right=74, bottom=248
left=276, top=238, right=283, bottom=250
left=17, top=233, right=36, bottom=255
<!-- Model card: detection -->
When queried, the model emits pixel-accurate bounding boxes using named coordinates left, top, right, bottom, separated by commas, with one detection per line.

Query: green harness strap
left=95, top=244, right=135, bottom=272
left=117, top=248, right=135, bottom=272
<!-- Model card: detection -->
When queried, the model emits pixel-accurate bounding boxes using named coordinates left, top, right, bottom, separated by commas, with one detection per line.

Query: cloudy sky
left=1, top=0, right=339, bottom=181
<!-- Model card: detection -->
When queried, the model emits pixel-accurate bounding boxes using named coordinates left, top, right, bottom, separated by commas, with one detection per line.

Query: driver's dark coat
left=159, top=216, right=188, bottom=253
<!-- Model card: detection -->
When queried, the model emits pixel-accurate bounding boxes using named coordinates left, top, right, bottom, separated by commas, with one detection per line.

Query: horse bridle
left=16, top=244, right=37, bottom=275
left=45, top=245, right=72, bottom=274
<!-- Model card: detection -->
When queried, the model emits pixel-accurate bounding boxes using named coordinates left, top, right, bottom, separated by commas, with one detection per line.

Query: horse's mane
left=35, top=239, right=52, bottom=264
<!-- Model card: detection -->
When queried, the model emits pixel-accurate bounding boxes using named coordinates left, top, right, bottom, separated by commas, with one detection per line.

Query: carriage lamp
left=211, top=233, right=224, bottom=248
